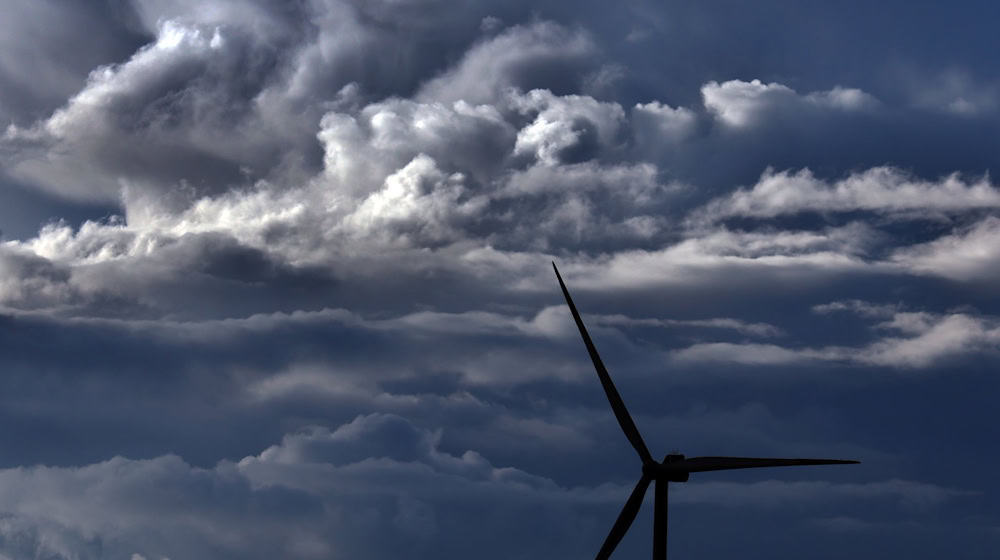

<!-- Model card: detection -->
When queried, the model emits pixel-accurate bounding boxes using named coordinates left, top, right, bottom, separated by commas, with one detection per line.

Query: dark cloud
left=417, top=21, right=601, bottom=105
left=0, top=0, right=149, bottom=125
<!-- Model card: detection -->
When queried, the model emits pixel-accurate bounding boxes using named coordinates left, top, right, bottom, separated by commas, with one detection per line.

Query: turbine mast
left=653, top=481, right=668, bottom=560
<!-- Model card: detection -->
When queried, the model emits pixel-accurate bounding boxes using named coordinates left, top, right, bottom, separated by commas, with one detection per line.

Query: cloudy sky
left=1, top=1, right=998, bottom=558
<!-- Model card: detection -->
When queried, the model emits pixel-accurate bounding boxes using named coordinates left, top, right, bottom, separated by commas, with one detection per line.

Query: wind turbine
left=552, top=262, right=858, bottom=560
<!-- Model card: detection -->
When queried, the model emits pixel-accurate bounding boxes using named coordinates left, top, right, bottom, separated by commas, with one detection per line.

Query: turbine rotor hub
left=642, top=453, right=690, bottom=482
left=661, top=453, right=690, bottom=482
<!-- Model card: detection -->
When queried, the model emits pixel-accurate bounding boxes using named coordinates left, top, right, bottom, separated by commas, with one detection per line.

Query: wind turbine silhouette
left=552, top=262, right=858, bottom=560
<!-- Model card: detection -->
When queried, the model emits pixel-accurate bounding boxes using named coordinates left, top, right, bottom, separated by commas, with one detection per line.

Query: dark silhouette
left=552, top=262, right=858, bottom=560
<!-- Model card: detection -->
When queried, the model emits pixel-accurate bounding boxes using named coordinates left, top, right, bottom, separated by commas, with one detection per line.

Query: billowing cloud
left=418, top=21, right=599, bottom=105
left=6, top=18, right=295, bottom=202
left=0, top=244, right=74, bottom=309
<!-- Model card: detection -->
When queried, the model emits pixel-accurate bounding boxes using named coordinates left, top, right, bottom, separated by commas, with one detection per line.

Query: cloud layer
left=0, top=414, right=973, bottom=560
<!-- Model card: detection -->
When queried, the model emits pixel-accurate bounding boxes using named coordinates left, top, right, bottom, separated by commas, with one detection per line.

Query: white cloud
left=702, top=79, right=797, bottom=127
left=702, top=79, right=877, bottom=127
left=631, top=100, right=697, bottom=147
left=0, top=81, right=697, bottom=315
left=343, top=154, right=486, bottom=246
left=510, top=89, right=626, bottom=165
left=892, top=216, right=1000, bottom=281
left=861, top=313, right=1000, bottom=368
left=568, top=223, right=878, bottom=291
left=591, top=312, right=783, bottom=338
left=674, top=342, right=815, bottom=365
left=672, top=309, right=1000, bottom=369
left=317, top=96, right=515, bottom=198
left=696, top=167, right=1000, bottom=222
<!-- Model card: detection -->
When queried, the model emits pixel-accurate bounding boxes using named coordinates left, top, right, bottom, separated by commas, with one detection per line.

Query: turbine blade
left=596, top=475, right=652, bottom=560
left=682, top=456, right=860, bottom=473
left=552, top=262, right=654, bottom=466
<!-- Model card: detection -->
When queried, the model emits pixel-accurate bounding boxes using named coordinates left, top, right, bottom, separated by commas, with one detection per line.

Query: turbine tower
left=552, top=262, right=858, bottom=560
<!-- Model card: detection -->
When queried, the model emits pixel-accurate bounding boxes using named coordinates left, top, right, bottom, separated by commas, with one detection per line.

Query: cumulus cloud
left=702, top=79, right=798, bottom=127
left=702, top=79, right=877, bottom=128
left=0, top=244, right=74, bottom=309
left=631, top=100, right=697, bottom=150
left=5, top=6, right=606, bottom=207
left=343, top=154, right=485, bottom=246
left=2, top=78, right=696, bottom=316
left=1, top=6, right=996, bottom=320
left=511, top=89, right=626, bottom=165
left=6, top=18, right=294, bottom=202
left=316, top=94, right=516, bottom=203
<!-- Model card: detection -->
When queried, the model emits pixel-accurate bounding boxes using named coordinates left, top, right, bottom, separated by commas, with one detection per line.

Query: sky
left=0, top=0, right=998, bottom=558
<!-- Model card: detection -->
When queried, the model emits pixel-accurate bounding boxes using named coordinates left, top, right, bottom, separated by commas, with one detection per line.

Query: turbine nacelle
left=642, top=454, right=690, bottom=482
